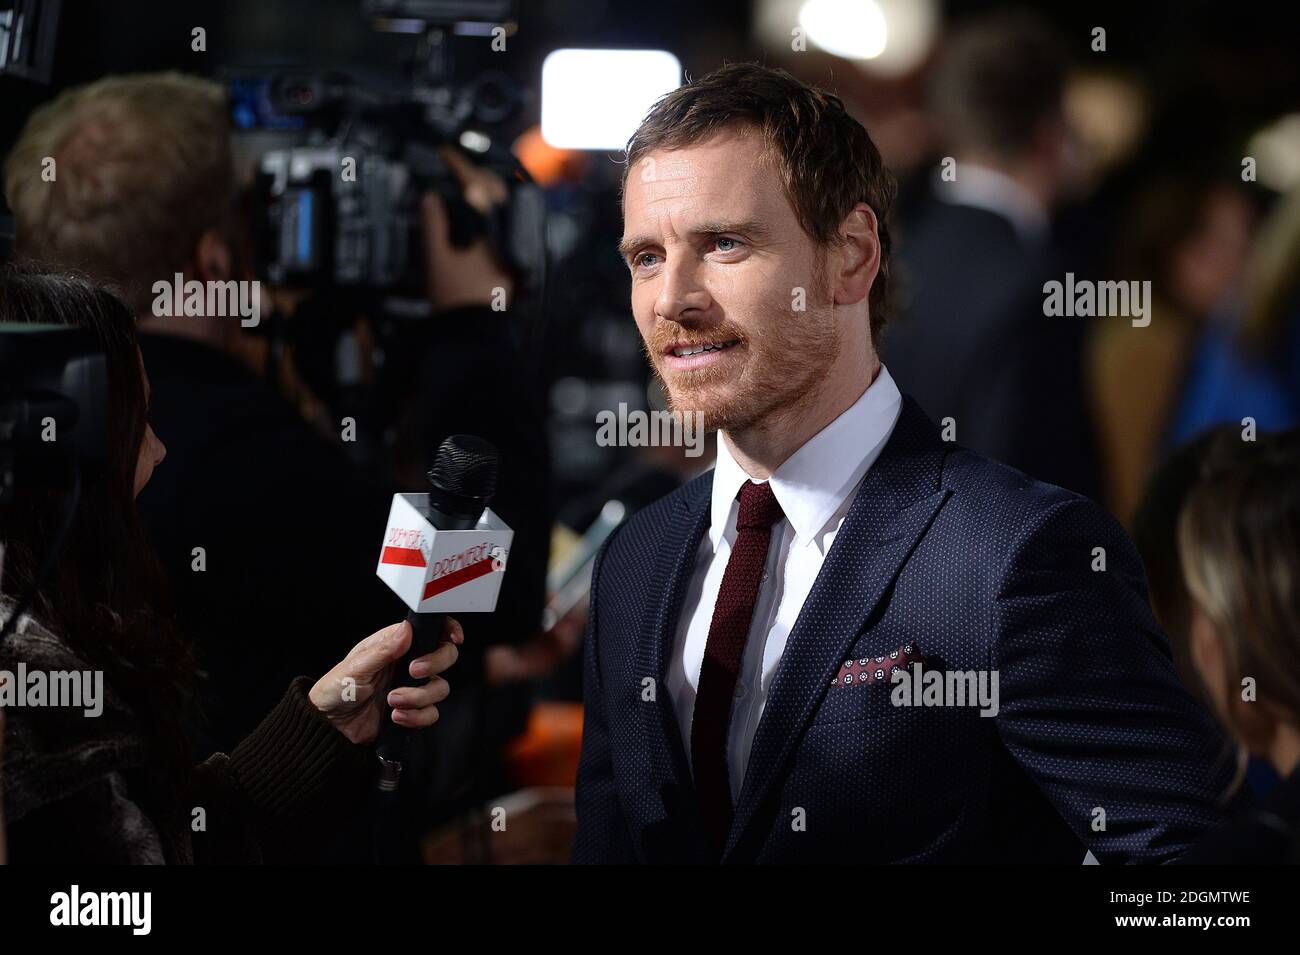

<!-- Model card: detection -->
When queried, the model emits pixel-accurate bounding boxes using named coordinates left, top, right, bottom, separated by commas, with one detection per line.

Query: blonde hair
left=4, top=72, right=234, bottom=315
left=1177, top=428, right=1300, bottom=753
left=1240, top=183, right=1300, bottom=356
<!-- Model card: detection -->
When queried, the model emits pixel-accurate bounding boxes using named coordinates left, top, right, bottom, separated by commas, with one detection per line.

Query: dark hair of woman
left=0, top=263, right=195, bottom=786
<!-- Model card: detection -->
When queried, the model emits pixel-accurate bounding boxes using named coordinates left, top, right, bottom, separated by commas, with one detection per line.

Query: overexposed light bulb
left=798, top=0, right=888, bottom=60
left=541, top=49, right=682, bottom=151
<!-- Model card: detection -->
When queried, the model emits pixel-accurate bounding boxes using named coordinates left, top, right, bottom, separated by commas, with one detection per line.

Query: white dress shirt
left=934, top=162, right=1050, bottom=247
left=666, top=364, right=903, bottom=800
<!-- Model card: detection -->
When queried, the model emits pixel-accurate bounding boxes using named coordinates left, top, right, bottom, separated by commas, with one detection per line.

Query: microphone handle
left=375, top=608, right=447, bottom=764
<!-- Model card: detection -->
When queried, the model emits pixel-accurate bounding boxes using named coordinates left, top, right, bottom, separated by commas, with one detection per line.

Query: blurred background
left=2, top=0, right=1298, bottom=861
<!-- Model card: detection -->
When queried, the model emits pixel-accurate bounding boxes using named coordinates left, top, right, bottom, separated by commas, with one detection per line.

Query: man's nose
left=655, top=257, right=712, bottom=324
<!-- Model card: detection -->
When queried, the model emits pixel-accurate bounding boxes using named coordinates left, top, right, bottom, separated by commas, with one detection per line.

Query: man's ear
left=194, top=229, right=233, bottom=283
left=832, top=202, right=880, bottom=307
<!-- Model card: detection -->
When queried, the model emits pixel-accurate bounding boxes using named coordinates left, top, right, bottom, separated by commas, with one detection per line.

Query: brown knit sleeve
left=189, top=677, right=376, bottom=863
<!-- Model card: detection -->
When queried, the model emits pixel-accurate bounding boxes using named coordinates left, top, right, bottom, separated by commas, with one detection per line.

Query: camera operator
left=0, top=265, right=461, bottom=864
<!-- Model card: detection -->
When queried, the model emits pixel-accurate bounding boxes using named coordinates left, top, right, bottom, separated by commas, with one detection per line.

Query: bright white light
left=459, top=129, right=491, bottom=154
left=798, top=0, right=888, bottom=60
left=541, top=49, right=682, bottom=151
left=755, top=0, right=936, bottom=76
left=1246, top=114, right=1300, bottom=192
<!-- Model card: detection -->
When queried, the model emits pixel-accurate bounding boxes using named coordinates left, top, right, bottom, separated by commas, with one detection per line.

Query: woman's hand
left=308, top=617, right=463, bottom=745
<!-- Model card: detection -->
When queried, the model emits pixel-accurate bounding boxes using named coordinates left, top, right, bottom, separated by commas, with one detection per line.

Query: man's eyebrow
left=616, top=219, right=773, bottom=261
left=616, top=234, right=655, bottom=261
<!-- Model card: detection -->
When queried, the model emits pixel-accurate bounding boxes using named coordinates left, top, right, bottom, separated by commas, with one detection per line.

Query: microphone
left=374, top=434, right=504, bottom=790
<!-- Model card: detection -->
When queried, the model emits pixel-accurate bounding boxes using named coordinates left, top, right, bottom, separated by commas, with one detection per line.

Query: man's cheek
left=631, top=292, right=657, bottom=337
left=631, top=311, right=653, bottom=348
left=705, top=271, right=739, bottom=308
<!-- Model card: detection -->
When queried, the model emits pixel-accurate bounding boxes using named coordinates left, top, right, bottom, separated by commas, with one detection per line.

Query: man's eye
left=633, top=252, right=659, bottom=269
left=715, top=237, right=742, bottom=253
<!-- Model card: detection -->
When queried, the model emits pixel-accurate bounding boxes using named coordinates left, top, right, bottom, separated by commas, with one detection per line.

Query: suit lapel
left=722, top=397, right=951, bottom=861
left=633, top=473, right=713, bottom=855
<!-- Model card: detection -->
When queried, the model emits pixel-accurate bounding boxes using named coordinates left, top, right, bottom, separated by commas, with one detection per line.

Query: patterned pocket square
left=829, top=642, right=921, bottom=688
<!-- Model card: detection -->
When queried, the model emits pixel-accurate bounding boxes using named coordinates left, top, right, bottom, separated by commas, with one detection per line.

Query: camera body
left=254, top=133, right=425, bottom=293
left=232, top=3, right=542, bottom=302
left=0, top=325, right=106, bottom=502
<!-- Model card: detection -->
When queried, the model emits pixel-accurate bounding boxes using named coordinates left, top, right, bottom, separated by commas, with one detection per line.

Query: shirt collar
left=934, top=162, right=1050, bottom=246
left=708, top=364, right=903, bottom=548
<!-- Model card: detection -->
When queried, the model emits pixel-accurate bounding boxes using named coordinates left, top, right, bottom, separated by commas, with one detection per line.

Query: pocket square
left=829, top=642, right=921, bottom=688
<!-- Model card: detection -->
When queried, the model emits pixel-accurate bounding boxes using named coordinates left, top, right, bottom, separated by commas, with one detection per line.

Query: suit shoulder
left=939, top=445, right=1122, bottom=547
left=931, top=447, right=1148, bottom=606
left=601, top=471, right=711, bottom=565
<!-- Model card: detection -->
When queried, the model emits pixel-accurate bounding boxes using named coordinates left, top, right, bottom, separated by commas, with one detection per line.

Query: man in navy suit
left=573, top=62, right=1240, bottom=864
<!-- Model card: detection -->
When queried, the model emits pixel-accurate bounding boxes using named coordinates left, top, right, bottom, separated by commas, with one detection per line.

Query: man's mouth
left=666, top=338, right=741, bottom=359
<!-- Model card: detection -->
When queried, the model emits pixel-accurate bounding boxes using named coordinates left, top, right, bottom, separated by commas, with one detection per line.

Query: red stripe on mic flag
left=422, top=556, right=495, bottom=600
left=381, top=546, right=427, bottom=567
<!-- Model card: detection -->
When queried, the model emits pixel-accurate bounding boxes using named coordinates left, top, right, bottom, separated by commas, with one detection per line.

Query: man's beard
left=644, top=269, right=840, bottom=435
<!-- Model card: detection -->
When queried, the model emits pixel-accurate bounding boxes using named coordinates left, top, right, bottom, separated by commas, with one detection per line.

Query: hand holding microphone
left=308, top=616, right=464, bottom=746
left=372, top=433, right=512, bottom=784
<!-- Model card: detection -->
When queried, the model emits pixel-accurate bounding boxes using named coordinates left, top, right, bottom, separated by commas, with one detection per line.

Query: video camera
left=232, top=0, right=544, bottom=305
left=0, top=324, right=106, bottom=505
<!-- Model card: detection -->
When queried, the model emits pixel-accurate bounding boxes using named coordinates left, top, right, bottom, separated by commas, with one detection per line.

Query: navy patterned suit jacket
left=572, top=396, right=1242, bottom=863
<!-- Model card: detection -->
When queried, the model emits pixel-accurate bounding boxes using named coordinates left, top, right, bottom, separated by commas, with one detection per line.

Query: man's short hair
left=929, top=12, right=1068, bottom=163
left=621, top=62, right=897, bottom=343
left=4, top=71, right=234, bottom=316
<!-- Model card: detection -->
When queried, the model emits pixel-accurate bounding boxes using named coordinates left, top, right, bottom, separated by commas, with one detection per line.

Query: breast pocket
left=809, top=641, right=922, bottom=727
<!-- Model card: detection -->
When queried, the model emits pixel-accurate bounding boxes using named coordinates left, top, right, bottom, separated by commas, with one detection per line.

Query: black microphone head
left=428, top=434, right=499, bottom=507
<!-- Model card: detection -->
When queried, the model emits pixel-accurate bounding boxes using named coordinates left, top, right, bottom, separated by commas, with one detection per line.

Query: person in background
left=1175, top=426, right=1300, bottom=862
left=1131, top=429, right=1280, bottom=796
left=1164, top=183, right=1300, bottom=446
left=1131, top=432, right=1219, bottom=695
left=0, top=266, right=460, bottom=864
left=1089, top=176, right=1256, bottom=523
left=884, top=11, right=1100, bottom=500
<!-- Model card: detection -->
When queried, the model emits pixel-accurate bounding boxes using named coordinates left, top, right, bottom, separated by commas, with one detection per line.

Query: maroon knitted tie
left=691, top=479, right=785, bottom=853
